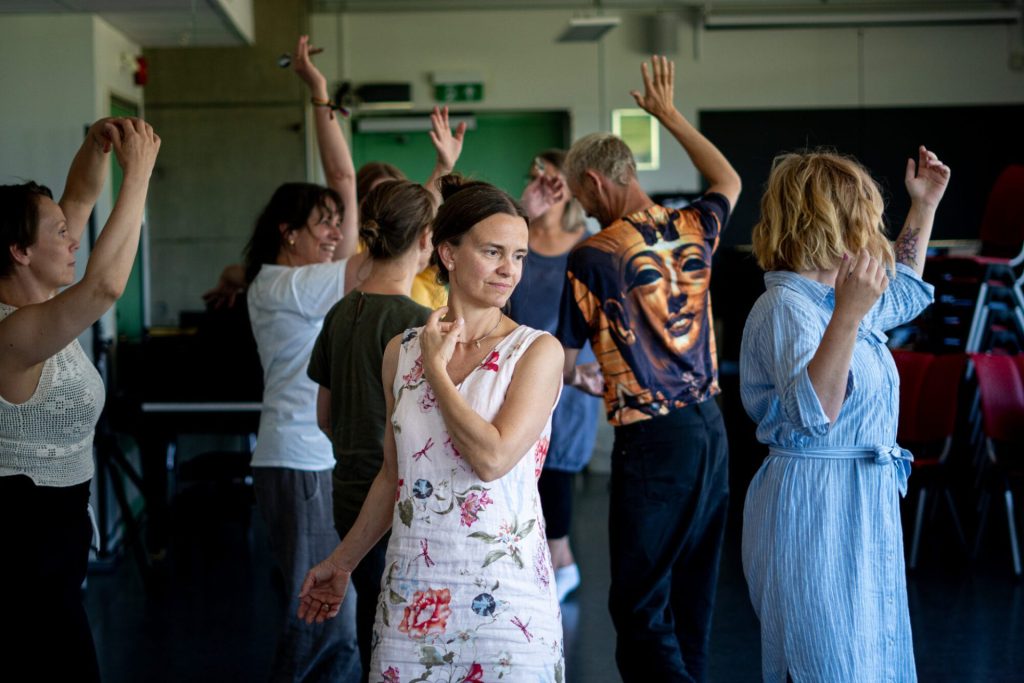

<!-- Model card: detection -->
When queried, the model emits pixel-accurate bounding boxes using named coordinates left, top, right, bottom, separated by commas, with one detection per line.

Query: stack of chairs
left=893, top=167, right=1024, bottom=576
left=969, top=353, right=1024, bottom=577
left=922, top=165, right=1024, bottom=354
left=892, top=351, right=970, bottom=570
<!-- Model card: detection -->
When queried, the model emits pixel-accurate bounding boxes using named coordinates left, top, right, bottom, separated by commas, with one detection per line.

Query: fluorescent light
left=558, top=16, right=621, bottom=42
left=356, top=116, right=477, bottom=133
left=703, top=9, right=1020, bottom=30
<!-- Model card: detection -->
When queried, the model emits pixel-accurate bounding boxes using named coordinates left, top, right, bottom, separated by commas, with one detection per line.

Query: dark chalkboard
left=698, top=105, right=1024, bottom=246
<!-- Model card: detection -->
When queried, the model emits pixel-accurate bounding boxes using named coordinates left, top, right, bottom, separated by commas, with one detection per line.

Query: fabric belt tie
left=768, top=445, right=913, bottom=495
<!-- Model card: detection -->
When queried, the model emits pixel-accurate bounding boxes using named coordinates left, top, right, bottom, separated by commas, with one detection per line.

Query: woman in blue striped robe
left=739, top=146, right=950, bottom=682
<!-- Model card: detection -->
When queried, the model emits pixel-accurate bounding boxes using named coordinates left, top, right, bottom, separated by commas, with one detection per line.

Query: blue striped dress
left=739, top=264, right=933, bottom=682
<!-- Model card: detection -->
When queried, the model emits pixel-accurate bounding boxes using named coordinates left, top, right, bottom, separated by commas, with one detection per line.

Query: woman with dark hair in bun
left=300, top=175, right=566, bottom=682
left=306, top=178, right=436, bottom=682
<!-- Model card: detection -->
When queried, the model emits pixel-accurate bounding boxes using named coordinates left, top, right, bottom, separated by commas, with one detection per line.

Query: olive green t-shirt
left=307, top=291, right=431, bottom=536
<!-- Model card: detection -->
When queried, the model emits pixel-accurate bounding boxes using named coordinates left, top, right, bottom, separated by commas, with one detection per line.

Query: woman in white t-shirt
left=242, top=35, right=363, bottom=682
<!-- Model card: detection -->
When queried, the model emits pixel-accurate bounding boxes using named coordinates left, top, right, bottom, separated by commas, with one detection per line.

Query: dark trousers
left=538, top=468, right=574, bottom=539
left=608, top=399, right=729, bottom=683
left=0, top=475, right=101, bottom=683
left=349, top=535, right=388, bottom=683
left=253, top=468, right=360, bottom=683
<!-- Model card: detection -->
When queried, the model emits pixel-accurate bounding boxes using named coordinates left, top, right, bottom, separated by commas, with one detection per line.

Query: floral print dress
left=370, top=325, right=564, bottom=683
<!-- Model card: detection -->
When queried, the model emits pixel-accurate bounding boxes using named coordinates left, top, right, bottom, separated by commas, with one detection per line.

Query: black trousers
left=538, top=468, right=574, bottom=540
left=608, top=400, right=729, bottom=683
left=0, top=475, right=101, bottom=683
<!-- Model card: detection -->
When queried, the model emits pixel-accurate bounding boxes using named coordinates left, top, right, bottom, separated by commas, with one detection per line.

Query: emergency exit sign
left=434, top=82, right=484, bottom=103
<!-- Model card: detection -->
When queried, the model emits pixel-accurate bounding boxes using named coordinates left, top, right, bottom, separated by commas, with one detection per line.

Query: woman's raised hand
left=292, top=34, right=328, bottom=98
left=108, top=118, right=160, bottom=181
left=297, top=558, right=351, bottom=625
left=905, top=145, right=950, bottom=210
left=520, top=174, right=566, bottom=220
left=429, top=106, right=467, bottom=174
left=420, top=307, right=464, bottom=383
left=834, top=249, right=888, bottom=324
left=85, top=117, right=118, bottom=154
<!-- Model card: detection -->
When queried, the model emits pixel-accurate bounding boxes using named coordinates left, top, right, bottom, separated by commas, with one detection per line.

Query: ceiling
left=0, top=0, right=254, bottom=47
left=312, top=0, right=1019, bottom=11
left=0, top=0, right=1017, bottom=46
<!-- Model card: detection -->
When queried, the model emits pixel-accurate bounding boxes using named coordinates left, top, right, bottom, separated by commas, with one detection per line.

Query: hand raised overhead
left=429, top=106, right=467, bottom=174
left=292, top=34, right=328, bottom=98
left=107, top=118, right=160, bottom=180
left=630, top=55, right=677, bottom=120
left=905, top=145, right=950, bottom=210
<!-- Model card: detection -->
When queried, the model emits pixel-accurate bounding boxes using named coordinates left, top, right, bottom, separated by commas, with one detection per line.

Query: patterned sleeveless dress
left=369, top=325, right=564, bottom=683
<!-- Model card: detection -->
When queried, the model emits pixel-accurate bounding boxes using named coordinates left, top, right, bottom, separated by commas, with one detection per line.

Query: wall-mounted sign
left=432, top=71, right=485, bottom=104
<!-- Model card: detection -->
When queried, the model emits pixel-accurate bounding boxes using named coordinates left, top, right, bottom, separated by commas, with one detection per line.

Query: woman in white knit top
left=0, top=117, right=160, bottom=681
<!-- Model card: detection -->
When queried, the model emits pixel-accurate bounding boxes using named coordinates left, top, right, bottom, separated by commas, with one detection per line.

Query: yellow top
left=409, top=266, right=447, bottom=309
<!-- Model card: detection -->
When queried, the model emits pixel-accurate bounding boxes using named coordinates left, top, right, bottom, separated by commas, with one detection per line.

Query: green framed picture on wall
left=612, top=108, right=659, bottom=171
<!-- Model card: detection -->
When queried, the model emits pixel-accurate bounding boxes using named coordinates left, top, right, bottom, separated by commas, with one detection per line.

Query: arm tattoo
left=895, top=226, right=921, bottom=267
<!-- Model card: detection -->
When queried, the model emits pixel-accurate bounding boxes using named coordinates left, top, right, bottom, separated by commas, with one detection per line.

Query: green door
left=110, top=97, right=145, bottom=341
left=352, top=111, right=569, bottom=198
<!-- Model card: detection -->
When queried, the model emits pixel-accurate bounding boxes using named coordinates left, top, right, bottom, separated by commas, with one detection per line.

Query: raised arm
left=423, top=106, right=466, bottom=201
left=630, top=56, right=741, bottom=209
left=893, top=145, right=950, bottom=276
left=0, top=118, right=159, bottom=374
left=292, top=34, right=358, bottom=260
left=421, top=309, right=563, bottom=482
left=298, top=334, right=402, bottom=624
left=60, top=118, right=116, bottom=243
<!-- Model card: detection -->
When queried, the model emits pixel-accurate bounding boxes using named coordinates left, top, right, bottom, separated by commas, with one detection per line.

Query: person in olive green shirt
left=307, top=179, right=436, bottom=683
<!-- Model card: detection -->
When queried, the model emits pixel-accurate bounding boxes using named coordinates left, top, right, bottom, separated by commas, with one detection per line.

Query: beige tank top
left=0, top=302, right=104, bottom=487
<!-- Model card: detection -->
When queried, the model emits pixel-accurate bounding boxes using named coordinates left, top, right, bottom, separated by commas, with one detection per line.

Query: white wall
left=312, top=10, right=1024, bottom=194
left=0, top=15, right=97, bottom=201
left=0, top=14, right=144, bottom=348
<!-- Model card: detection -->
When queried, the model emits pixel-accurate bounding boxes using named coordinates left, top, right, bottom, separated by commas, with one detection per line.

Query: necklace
left=457, top=310, right=503, bottom=349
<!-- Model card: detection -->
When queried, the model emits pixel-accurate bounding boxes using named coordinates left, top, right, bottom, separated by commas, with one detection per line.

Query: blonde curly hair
left=752, top=150, right=894, bottom=273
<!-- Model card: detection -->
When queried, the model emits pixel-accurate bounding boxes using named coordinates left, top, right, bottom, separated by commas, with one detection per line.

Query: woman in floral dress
left=300, top=176, right=566, bottom=683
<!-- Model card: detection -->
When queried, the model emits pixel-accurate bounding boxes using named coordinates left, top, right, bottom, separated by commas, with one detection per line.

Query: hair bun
left=360, top=218, right=381, bottom=250
left=437, top=173, right=489, bottom=202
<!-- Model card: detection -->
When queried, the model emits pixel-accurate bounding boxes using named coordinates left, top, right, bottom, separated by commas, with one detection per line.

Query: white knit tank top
left=0, top=302, right=104, bottom=487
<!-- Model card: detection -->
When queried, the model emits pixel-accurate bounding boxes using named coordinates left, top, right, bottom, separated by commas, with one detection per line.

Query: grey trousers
left=253, top=467, right=360, bottom=683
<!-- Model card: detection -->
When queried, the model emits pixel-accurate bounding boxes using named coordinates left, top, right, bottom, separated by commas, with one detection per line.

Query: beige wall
left=143, top=0, right=308, bottom=325
left=0, top=14, right=143, bottom=349
left=312, top=10, right=1023, bottom=194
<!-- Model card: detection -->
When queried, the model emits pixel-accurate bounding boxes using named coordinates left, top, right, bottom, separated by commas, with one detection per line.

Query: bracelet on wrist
left=310, top=96, right=350, bottom=120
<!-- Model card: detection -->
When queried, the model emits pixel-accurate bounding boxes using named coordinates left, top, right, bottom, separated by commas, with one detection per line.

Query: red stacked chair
left=892, top=351, right=969, bottom=569
left=970, top=352, right=1024, bottom=576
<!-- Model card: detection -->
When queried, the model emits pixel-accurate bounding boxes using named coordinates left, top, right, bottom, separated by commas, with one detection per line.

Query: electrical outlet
left=1010, top=51, right=1024, bottom=72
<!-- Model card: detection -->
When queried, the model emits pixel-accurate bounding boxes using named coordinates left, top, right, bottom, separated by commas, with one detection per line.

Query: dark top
left=556, top=194, right=730, bottom=426
left=307, top=291, right=431, bottom=534
left=509, top=248, right=600, bottom=473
